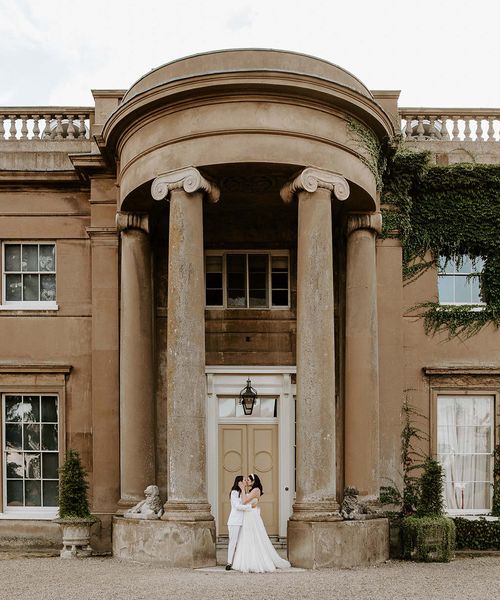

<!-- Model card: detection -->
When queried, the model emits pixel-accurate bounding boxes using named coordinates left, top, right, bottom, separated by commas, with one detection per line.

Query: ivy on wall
left=381, top=149, right=500, bottom=338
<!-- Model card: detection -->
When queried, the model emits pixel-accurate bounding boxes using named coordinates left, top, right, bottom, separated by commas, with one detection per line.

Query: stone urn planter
left=54, top=517, right=97, bottom=558
left=54, top=449, right=98, bottom=559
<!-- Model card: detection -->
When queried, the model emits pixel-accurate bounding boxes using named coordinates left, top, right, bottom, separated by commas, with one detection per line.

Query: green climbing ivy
left=381, top=148, right=500, bottom=338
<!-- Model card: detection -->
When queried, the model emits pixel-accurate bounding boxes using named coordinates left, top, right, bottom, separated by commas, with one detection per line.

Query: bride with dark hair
left=231, top=473, right=290, bottom=573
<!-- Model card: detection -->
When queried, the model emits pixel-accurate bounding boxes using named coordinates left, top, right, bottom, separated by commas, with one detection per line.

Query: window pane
left=248, top=254, right=267, bottom=307
left=218, top=398, right=236, bottom=418
left=6, top=452, right=24, bottom=478
left=41, top=424, right=58, bottom=451
left=42, top=453, right=59, bottom=479
left=41, top=397, right=58, bottom=422
left=40, top=274, right=56, bottom=301
left=23, top=424, right=40, bottom=450
left=227, top=254, right=246, bottom=307
left=272, top=272, right=288, bottom=289
left=444, top=482, right=491, bottom=511
left=43, top=481, right=59, bottom=507
left=438, top=275, right=454, bottom=303
left=5, top=274, right=22, bottom=301
left=7, top=480, right=23, bottom=506
left=5, top=424, right=22, bottom=450
left=22, top=245, right=38, bottom=272
left=456, top=256, right=472, bottom=273
left=206, top=272, right=222, bottom=288
left=4, top=244, right=21, bottom=271
left=260, top=398, right=277, bottom=417
left=39, top=245, right=55, bottom=272
left=272, top=256, right=288, bottom=271
left=206, top=255, right=222, bottom=273
left=25, top=480, right=41, bottom=506
left=272, top=290, right=289, bottom=307
left=25, top=453, right=41, bottom=479
left=454, top=276, right=471, bottom=303
left=470, top=276, right=481, bottom=303
left=5, top=396, right=22, bottom=422
left=23, top=274, right=39, bottom=301
left=22, top=396, right=40, bottom=422
left=206, top=289, right=223, bottom=306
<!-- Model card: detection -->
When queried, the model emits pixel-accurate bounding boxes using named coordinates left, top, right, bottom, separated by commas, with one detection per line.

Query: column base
left=289, top=500, right=342, bottom=522
left=161, top=501, right=214, bottom=522
left=112, top=516, right=216, bottom=568
left=288, top=518, right=389, bottom=569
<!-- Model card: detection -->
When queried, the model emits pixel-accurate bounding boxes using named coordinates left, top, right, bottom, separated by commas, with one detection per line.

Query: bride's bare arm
left=241, top=488, right=261, bottom=504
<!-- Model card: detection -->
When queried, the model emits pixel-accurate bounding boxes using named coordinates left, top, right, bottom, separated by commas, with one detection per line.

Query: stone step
left=216, top=536, right=287, bottom=550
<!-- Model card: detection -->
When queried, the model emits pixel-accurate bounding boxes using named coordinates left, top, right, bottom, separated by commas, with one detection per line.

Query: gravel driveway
left=0, top=554, right=498, bottom=600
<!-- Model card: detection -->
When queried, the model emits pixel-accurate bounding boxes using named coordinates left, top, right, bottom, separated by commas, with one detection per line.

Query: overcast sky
left=0, top=0, right=499, bottom=108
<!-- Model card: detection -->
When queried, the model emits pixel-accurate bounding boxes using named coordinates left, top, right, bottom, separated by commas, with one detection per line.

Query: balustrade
left=399, top=109, right=500, bottom=142
left=0, top=109, right=93, bottom=141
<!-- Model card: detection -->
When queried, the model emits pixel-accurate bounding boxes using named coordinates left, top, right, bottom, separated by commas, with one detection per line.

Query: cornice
left=424, top=365, right=500, bottom=376
left=280, top=167, right=350, bottom=204
left=0, top=363, right=72, bottom=374
left=69, top=151, right=114, bottom=183
left=151, top=167, right=220, bottom=203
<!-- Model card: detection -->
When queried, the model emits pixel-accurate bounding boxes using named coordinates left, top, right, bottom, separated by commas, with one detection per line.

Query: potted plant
left=54, top=449, right=98, bottom=558
left=401, top=457, right=456, bottom=562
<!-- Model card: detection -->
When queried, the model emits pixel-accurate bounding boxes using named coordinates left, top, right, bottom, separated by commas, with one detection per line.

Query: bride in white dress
left=231, top=474, right=291, bottom=573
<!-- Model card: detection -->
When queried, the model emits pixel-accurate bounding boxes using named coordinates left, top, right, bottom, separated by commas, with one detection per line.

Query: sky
left=0, top=0, right=499, bottom=108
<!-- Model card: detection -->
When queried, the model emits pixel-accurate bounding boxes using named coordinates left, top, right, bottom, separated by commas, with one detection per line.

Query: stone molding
left=151, top=167, right=220, bottom=203
left=115, top=212, right=149, bottom=234
left=346, top=212, right=383, bottom=236
left=280, top=167, right=350, bottom=204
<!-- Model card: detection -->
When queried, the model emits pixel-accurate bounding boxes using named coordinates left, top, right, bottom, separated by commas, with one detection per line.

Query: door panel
left=248, top=424, right=279, bottom=535
left=218, top=423, right=278, bottom=536
left=218, top=425, right=247, bottom=535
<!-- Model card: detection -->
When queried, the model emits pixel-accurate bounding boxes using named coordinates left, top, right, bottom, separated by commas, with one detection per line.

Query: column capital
left=116, top=212, right=149, bottom=234
left=347, top=212, right=382, bottom=236
left=280, top=167, right=350, bottom=204
left=151, top=167, right=220, bottom=203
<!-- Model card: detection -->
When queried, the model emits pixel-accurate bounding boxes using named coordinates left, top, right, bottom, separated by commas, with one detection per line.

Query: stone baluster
left=404, top=115, right=413, bottom=139
left=32, top=115, right=40, bottom=139
left=78, top=114, right=87, bottom=139
left=8, top=115, right=17, bottom=141
left=151, top=167, right=219, bottom=543
left=416, top=115, right=425, bottom=140
left=0, top=115, right=5, bottom=140
left=464, top=118, right=472, bottom=141
left=66, top=114, right=76, bottom=139
left=54, top=114, right=63, bottom=140
left=345, top=212, right=382, bottom=500
left=487, top=117, right=495, bottom=142
left=451, top=116, right=460, bottom=141
left=20, top=116, right=28, bottom=140
left=475, top=118, right=483, bottom=141
left=440, top=115, right=449, bottom=140
left=116, top=212, right=155, bottom=507
left=42, top=114, right=52, bottom=139
left=428, top=115, right=437, bottom=139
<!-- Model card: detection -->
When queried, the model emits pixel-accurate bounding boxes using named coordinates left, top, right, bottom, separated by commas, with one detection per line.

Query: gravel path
left=0, top=554, right=498, bottom=600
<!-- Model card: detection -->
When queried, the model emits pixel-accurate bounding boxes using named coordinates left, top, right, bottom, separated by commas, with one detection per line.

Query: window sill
left=0, top=509, right=58, bottom=520
left=0, top=302, right=58, bottom=311
left=446, top=511, right=497, bottom=520
left=438, top=304, right=486, bottom=311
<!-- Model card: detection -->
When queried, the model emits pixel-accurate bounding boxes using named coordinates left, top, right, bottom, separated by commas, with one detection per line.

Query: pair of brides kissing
left=226, top=473, right=290, bottom=573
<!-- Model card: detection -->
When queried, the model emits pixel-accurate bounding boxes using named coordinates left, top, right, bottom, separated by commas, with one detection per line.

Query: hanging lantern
left=239, top=378, right=257, bottom=415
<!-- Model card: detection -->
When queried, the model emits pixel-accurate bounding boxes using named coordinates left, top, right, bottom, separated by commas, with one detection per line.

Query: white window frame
left=205, top=250, right=290, bottom=310
left=1, top=242, right=58, bottom=311
left=435, top=393, right=496, bottom=516
left=1, top=393, right=60, bottom=519
left=437, top=255, right=485, bottom=307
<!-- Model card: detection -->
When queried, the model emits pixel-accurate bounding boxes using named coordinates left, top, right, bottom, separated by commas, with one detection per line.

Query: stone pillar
left=281, top=168, right=350, bottom=567
left=116, top=212, right=155, bottom=508
left=345, top=212, right=382, bottom=500
left=151, top=167, right=219, bottom=567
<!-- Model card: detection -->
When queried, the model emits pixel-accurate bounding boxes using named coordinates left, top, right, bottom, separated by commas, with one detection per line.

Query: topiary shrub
left=58, top=448, right=93, bottom=520
left=401, top=457, right=456, bottom=562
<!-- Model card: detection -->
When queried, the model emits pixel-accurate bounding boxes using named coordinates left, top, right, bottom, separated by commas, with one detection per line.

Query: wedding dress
left=231, top=498, right=291, bottom=573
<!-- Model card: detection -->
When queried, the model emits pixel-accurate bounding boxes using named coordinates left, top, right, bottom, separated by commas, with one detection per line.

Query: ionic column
left=116, top=212, right=155, bottom=507
left=281, top=168, right=349, bottom=520
left=152, top=167, right=219, bottom=522
left=345, top=212, right=382, bottom=500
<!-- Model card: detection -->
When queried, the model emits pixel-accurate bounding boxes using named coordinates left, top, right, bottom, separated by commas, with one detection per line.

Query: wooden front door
left=218, top=423, right=279, bottom=535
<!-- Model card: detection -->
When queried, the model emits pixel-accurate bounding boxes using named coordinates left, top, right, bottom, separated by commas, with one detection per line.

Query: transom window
left=437, top=395, right=494, bottom=513
left=3, top=394, right=59, bottom=508
left=438, top=256, right=484, bottom=305
left=3, top=243, right=56, bottom=306
left=205, top=251, right=289, bottom=309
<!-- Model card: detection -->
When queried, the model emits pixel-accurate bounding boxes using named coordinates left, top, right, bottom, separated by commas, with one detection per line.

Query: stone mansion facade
left=0, top=49, right=498, bottom=567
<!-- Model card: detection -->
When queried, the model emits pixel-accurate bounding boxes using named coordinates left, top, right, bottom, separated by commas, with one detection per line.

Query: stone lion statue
left=340, top=486, right=364, bottom=520
left=124, top=485, right=163, bottom=520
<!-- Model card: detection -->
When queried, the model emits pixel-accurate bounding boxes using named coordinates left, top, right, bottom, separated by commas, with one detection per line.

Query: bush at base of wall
left=401, top=516, right=456, bottom=562
left=453, top=517, right=500, bottom=550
